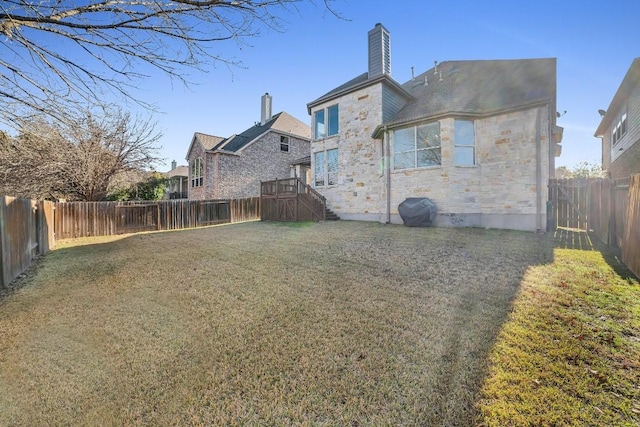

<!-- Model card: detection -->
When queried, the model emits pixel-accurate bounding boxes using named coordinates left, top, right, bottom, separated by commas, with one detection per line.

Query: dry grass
left=0, top=221, right=557, bottom=425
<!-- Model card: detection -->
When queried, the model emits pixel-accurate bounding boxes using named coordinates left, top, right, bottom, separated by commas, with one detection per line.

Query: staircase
left=324, top=207, right=340, bottom=221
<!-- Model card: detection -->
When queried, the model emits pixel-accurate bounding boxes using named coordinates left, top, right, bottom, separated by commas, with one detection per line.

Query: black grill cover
left=398, top=198, right=437, bottom=227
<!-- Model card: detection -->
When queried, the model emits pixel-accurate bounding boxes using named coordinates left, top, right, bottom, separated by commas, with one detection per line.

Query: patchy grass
left=477, top=229, right=640, bottom=426
left=0, top=221, right=551, bottom=426
left=1, top=223, right=637, bottom=425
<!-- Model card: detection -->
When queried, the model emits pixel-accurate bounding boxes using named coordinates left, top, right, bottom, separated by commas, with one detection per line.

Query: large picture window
left=393, top=122, right=441, bottom=170
left=314, top=104, right=339, bottom=140
left=190, top=157, right=203, bottom=188
left=454, top=120, right=475, bottom=166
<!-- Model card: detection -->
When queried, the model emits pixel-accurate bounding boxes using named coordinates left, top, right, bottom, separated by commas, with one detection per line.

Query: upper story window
left=454, top=120, right=476, bottom=166
left=393, top=122, right=441, bottom=170
left=314, top=104, right=339, bottom=140
left=280, top=135, right=289, bottom=152
left=190, top=157, right=203, bottom=188
left=612, top=111, right=627, bottom=146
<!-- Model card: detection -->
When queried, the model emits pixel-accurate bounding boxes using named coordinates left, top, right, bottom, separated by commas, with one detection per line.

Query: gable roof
left=595, top=57, right=640, bottom=137
left=307, top=72, right=412, bottom=113
left=213, top=111, right=310, bottom=153
left=186, top=132, right=225, bottom=159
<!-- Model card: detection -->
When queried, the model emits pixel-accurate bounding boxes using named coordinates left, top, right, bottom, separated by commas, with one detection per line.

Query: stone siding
left=310, top=84, right=387, bottom=222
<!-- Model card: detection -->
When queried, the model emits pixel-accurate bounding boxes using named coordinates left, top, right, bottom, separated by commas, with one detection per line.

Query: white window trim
left=190, top=157, right=203, bottom=188
left=454, top=119, right=477, bottom=167
left=313, top=104, right=339, bottom=140
left=313, top=148, right=338, bottom=187
left=391, top=122, right=441, bottom=171
left=280, top=135, right=289, bottom=152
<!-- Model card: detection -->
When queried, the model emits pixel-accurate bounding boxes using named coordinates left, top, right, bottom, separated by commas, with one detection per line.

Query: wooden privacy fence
left=261, top=178, right=325, bottom=222
left=550, top=175, right=640, bottom=279
left=588, top=175, right=640, bottom=278
left=54, top=197, right=260, bottom=239
left=548, top=178, right=590, bottom=230
left=0, top=197, right=54, bottom=289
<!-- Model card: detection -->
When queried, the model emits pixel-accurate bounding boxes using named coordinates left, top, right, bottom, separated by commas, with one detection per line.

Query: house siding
left=189, top=132, right=309, bottom=200
left=381, top=85, right=407, bottom=123
left=187, top=142, right=207, bottom=200
left=608, top=83, right=640, bottom=178
left=384, top=107, right=550, bottom=231
left=311, top=83, right=387, bottom=221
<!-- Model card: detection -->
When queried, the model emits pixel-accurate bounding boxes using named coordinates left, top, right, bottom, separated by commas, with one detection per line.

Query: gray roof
left=212, top=112, right=311, bottom=153
left=595, top=57, right=640, bottom=137
left=307, top=72, right=411, bottom=113
left=393, top=58, right=556, bottom=126
left=308, top=58, right=557, bottom=137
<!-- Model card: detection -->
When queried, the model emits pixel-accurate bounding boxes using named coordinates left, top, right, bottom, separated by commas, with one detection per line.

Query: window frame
left=190, top=157, right=203, bottom=188
left=392, top=121, right=441, bottom=170
left=612, top=108, right=628, bottom=147
left=454, top=119, right=476, bottom=166
left=280, top=135, right=289, bottom=152
left=313, top=104, right=339, bottom=140
left=313, top=148, right=338, bottom=187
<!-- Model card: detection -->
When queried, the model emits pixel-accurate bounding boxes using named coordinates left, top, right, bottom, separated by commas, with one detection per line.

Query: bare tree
left=0, top=0, right=338, bottom=125
left=0, top=107, right=162, bottom=200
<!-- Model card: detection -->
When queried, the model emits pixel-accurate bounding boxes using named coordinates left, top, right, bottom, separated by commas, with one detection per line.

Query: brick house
left=306, top=23, right=562, bottom=231
left=595, top=57, right=640, bottom=179
left=163, top=160, right=188, bottom=199
left=186, top=94, right=311, bottom=200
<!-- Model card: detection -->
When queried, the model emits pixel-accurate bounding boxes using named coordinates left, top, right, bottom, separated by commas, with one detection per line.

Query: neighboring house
left=186, top=94, right=311, bottom=200
left=164, top=160, right=188, bottom=199
left=595, top=58, right=640, bottom=179
left=306, top=23, right=562, bottom=231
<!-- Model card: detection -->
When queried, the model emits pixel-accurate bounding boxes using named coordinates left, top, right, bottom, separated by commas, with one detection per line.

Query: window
left=314, top=148, right=338, bottom=186
left=190, top=157, right=203, bottom=188
left=314, top=151, right=325, bottom=186
left=314, top=110, right=325, bottom=140
left=393, top=122, right=441, bottom=170
left=314, top=104, right=339, bottom=140
left=612, top=112, right=627, bottom=146
left=280, top=135, right=289, bottom=152
left=454, top=120, right=475, bottom=166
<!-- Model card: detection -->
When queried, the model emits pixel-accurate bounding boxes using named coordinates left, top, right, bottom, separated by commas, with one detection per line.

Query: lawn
left=0, top=221, right=637, bottom=426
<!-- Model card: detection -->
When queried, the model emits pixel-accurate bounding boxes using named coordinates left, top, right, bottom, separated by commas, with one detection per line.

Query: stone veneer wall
left=391, top=107, right=550, bottom=231
left=311, top=84, right=387, bottom=222
left=314, top=92, right=552, bottom=231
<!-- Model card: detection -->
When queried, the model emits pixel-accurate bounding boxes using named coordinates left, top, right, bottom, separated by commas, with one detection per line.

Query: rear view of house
left=307, top=23, right=563, bottom=231
left=186, top=94, right=311, bottom=200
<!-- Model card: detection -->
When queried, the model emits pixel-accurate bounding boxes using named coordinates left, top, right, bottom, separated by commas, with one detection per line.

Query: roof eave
left=307, top=75, right=413, bottom=114
left=594, top=58, right=640, bottom=137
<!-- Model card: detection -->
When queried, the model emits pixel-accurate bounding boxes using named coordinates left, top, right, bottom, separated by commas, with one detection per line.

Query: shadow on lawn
left=553, top=227, right=637, bottom=281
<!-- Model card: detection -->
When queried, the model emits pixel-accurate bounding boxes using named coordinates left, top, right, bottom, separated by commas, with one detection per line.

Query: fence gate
left=548, top=178, right=590, bottom=230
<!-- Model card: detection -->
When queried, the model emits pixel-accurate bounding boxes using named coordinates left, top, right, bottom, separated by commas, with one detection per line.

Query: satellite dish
left=598, top=109, right=607, bottom=117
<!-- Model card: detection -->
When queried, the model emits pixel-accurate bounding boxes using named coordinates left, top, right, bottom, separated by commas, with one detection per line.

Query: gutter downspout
left=535, top=107, right=542, bottom=232
left=384, top=127, right=391, bottom=223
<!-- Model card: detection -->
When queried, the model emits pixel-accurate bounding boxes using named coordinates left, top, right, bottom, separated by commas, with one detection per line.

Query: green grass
left=477, top=231, right=640, bottom=426
left=0, top=222, right=637, bottom=425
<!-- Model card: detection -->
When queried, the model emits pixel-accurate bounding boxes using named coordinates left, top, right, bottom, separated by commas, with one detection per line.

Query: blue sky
left=130, top=0, right=640, bottom=171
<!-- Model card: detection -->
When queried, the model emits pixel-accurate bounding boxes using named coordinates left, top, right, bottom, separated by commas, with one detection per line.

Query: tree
left=108, top=172, right=168, bottom=201
left=0, top=106, right=162, bottom=200
left=0, top=0, right=336, bottom=126
left=567, top=161, right=606, bottom=179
